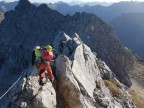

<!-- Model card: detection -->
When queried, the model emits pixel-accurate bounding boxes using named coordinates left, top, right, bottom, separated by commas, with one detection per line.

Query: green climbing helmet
left=34, top=46, right=42, bottom=57
left=45, top=45, right=53, bottom=51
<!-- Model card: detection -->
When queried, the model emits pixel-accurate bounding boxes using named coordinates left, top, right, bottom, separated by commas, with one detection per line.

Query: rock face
left=5, top=67, right=56, bottom=108
left=0, top=0, right=133, bottom=99
left=54, top=33, right=135, bottom=108
left=4, top=32, right=135, bottom=108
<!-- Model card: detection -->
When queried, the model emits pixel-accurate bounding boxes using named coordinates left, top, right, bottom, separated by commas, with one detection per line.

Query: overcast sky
left=1, top=0, right=144, bottom=3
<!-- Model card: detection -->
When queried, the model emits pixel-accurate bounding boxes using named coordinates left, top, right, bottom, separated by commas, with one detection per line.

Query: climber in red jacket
left=36, top=45, right=54, bottom=85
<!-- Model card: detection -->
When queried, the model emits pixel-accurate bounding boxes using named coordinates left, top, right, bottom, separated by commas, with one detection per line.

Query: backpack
left=41, top=49, right=53, bottom=61
left=35, top=49, right=42, bottom=57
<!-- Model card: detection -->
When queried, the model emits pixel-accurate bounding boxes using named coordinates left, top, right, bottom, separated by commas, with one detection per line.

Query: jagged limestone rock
left=6, top=66, right=56, bottom=108
left=54, top=32, right=135, bottom=108
left=3, top=32, right=135, bottom=108
left=97, top=60, right=114, bottom=80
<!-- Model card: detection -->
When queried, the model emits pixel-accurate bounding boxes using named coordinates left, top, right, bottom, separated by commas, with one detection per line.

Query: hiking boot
left=50, top=78, right=54, bottom=83
left=39, top=77, right=47, bottom=86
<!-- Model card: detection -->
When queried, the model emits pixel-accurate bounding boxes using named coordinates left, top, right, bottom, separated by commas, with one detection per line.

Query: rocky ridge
left=4, top=32, right=135, bottom=108
left=0, top=0, right=133, bottom=90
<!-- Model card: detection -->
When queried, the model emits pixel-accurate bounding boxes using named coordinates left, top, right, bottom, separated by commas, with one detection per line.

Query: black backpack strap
left=32, top=50, right=36, bottom=66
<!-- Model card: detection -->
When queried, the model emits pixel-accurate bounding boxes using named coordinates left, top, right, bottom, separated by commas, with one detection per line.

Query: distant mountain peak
left=17, top=0, right=30, bottom=6
left=15, top=0, right=36, bottom=13
left=56, top=1, right=65, bottom=4
left=38, top=4, right=51, bottom=11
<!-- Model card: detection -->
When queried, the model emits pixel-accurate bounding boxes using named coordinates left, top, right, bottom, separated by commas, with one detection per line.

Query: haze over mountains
left=0, top=1, right=18, bottom=12
left=67, top=1, right=113, bottom=6
left=111, top=13, right=144, bottom=58
left=1, top=0, right=144, bottom=22
left=48, top=1, right=144, bottom=22
left=48, top=1, right=144, bottom=58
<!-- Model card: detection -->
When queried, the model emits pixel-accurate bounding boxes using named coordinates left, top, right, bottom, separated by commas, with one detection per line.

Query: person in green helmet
left=45, top=45, right=53, bottom=52
left=32, top=45, right=56, bottom=85
left=36, top=45, right=54, bottom=85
